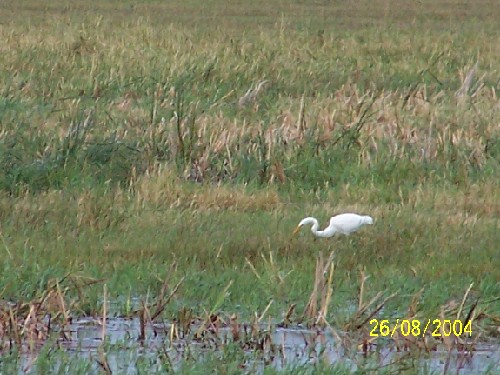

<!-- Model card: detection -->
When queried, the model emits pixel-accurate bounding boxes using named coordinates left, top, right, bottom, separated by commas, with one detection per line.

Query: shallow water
left=29, top=317, right=495, bottom=374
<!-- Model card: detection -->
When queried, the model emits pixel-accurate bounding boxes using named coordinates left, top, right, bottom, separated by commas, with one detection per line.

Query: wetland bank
left=0, top=0, right=499, bottom=373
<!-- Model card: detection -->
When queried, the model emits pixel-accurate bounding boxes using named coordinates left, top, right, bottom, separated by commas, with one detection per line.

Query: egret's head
left=293, top=223, right=304, bottom=235
left=364, top=216, right=374, bottom=225
left=293, top=217, right=315, bottom=235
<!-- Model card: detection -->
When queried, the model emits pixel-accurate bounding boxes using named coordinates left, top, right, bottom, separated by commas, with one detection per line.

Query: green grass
left=2, top=183, right=498, bottom=316
left=0, top=0, right=499, bottom=373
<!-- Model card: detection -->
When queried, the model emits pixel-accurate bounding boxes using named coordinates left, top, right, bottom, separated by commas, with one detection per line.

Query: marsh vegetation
left=0, top=0, right=499, bottom=373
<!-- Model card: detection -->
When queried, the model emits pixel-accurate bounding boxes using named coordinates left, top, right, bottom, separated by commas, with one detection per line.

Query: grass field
left=0, top=0, right=499, bottom=373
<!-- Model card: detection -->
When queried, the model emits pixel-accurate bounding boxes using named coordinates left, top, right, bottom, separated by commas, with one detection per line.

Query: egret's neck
left=305, top=218, right=334, bottom=238
left=309, top=219, right=319, bottom=235
left=313, top=226, right=336, bottom=238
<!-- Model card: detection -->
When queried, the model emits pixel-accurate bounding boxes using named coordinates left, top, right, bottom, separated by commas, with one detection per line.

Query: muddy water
left=43, top=317, right=499, bottom=374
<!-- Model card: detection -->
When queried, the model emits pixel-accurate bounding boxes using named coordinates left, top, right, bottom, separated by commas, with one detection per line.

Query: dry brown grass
left=134, top=166, right=281, bottom=212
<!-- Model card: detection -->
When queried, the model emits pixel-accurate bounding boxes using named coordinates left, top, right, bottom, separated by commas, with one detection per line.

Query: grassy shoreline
left=0, top=1, right=499, bottom=372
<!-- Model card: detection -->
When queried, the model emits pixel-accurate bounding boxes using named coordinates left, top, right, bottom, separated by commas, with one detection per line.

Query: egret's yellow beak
left=293, top=225, right=301, bottom=235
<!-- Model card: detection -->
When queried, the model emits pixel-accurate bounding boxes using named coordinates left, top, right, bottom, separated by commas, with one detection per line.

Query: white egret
left=293, top=213, right=373, bottom=238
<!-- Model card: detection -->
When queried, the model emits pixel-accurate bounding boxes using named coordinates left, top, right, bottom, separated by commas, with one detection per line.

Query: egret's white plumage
left=293, top=213, right=373, bottom=238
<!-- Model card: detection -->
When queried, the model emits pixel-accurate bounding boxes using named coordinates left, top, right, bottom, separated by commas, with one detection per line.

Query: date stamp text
left=369, top=319, right=472, bottom=338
